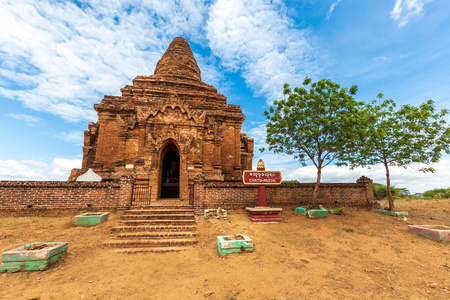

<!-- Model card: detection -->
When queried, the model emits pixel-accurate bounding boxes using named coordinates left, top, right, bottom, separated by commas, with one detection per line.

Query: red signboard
left=242, top=171, right=282, bottom=185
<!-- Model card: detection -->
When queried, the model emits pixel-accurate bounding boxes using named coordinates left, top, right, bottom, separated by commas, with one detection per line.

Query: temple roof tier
left=153, top=37, right=202, bottom=81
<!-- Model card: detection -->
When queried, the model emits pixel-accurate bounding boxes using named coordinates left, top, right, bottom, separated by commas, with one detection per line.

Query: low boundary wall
left=0, top=176, right=375, bottom=214
left=193, top=176, right=375, bottom=212
left=0, top=177, right=133, bottom=215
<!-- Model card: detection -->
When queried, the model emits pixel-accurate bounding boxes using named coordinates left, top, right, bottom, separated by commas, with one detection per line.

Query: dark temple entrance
left=160, top=150, right=180, bottom=198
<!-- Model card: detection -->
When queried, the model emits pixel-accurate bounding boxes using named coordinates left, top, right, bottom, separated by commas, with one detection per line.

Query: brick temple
left=69, top=37, right=254, bottom=203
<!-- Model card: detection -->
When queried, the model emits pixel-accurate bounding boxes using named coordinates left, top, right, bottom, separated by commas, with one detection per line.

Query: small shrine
left=244, top=159, right=283, bottom=223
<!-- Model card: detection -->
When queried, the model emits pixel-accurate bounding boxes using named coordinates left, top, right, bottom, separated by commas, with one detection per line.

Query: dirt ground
left=0, top=199, right=449, bottom=300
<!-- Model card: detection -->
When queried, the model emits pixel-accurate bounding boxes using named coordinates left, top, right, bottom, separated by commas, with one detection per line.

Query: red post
left=257, top=159, right=267, bottom=207
left=258, top=185, right=267, bottom=207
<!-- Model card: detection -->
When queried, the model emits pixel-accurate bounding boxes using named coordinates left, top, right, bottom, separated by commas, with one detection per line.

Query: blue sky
left=1, top=0, right=449, bottom=193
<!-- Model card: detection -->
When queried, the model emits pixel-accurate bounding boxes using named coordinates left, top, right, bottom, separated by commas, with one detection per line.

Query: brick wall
left=0, top=175, right=375, bottom=214
left=192, top=176, right=375, bottom=212
left=0, top=177, right=133, bottom=215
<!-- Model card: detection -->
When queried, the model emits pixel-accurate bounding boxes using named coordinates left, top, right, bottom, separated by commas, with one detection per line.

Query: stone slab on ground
left=296, top=206, right=306, bottom=215
left=74, top=212, right=110, bottom=226
left=377, top=210, right=408, bottom=217
left=296, top=206, right=329, bottom=218
left=408, top=225, right=450, bottom=241
left=217, top=234, right=253, bottom=256
left=0, top=242, right=68, bottom=272
left=307, top=207, right=328, bottom=218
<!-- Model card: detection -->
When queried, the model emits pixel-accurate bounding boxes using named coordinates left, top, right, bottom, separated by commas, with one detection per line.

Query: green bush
left=423, top=190, right=436, bottom=199
left=422, top=188, right=450, bottom=199
left=372, top=183, right=410, bottom=200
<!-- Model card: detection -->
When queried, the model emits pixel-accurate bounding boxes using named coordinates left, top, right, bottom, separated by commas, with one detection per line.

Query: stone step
left=130, top=205, right=192, bottom=210
left=104, top=238, right=198, bottom=248
left=124, top=209, right=194, bottom=215
left=108, top=206, right=198, bottom=254
left=111, top=225, right=196, bottom=233
left=112, top=247, right=192, bottom=254
left=121, top=219, right=196, bottom=226
left=112, top=231, right=197, bottom=239
left=121, top=214, right=195, bottom=220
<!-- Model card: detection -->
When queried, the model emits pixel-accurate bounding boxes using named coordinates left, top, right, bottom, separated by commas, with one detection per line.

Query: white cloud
left=326, top=0, right=342, bottom=21
left=0, top=0, right=322, bottom=120
left=247, top=123, right=268, bottom=151
left=0, top=160, right=44, bottom=180
left=400, top=52, right=411, bottom=58
left=0, top=158, right=81, bottom=181
left=206, top=0, right=324, bottom=103
left=391, top=0, right=433, bottom=27
left=373, top=56, right=391, bottom=62
left=51, top=131, right=84, bottom=144
left=0, top=0, right=210, bottom=122
left=48, top=158, right=82, bottom=179
left=6, top=113, right=40, bottom=126
left=21, top=160, right=49, bottom=169
left=194, top=52, right=227, bottom=91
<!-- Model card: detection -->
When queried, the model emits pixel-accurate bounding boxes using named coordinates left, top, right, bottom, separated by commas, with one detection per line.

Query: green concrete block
left=308, top=207, right=328, bottom=218
left=408, top=225, right=450, bottom=241
left=74, top=212, right=110, bottom=226
left=217, top=234, right=253, bottom=256
left=0, top=242, right=68, bottom=272
left=377, top=210, right=408, bottom=217
left=296, top=206, right=306, bottom=215
left=377, top=210, right=395, bottom=216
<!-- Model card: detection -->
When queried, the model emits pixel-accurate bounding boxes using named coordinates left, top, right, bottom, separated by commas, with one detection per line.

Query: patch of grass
left=225, top=291, right=241, bottom=300
left=330, top=208, right=344, bottom=215
left=390, top=245, right=404, bottom=254
left=0, top=217, right=34, bottom=227
left=341, top=227, right=354, bottom=233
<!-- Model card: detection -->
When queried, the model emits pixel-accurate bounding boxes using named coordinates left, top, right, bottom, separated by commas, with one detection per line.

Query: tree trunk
left=384, top=162, right=394, bottom=211
left=312, top=167, right=322, bottom=208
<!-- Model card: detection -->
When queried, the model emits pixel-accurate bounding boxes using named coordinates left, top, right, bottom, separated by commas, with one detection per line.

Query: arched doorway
left=160, top=149, right=180, bottom=198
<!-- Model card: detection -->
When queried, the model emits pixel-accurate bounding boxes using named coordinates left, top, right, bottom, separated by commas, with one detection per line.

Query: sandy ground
left=0, top=199, right=449, bottom=300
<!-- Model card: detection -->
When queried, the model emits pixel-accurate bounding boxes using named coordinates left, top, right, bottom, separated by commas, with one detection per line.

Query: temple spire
left=154, top=37, right=201, bottom=81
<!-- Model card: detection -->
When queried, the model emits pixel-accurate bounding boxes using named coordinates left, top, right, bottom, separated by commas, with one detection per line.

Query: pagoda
left=69, top=37, right=254, bottom=203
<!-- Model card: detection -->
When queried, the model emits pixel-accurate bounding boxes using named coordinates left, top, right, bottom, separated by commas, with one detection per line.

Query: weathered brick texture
left=0, top=176, right=374, bottom=214
left=0, top=179, right=133, bottom=214
left=192, top=176, right=376, bottom=212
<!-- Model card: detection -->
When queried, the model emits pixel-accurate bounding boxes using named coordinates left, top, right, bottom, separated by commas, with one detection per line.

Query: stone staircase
left=104, top=206, right=198, bottom=253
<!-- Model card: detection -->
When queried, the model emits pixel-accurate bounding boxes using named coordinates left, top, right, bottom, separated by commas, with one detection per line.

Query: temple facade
left=69, top=37, right=254, bottom=203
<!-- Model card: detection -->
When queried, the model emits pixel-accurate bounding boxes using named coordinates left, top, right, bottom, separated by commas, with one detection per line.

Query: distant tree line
left=423, top=188, right=450, bottom=199
left=372, top=183, right=450, bottom=200
left=281, top=180, right=300, bottom=183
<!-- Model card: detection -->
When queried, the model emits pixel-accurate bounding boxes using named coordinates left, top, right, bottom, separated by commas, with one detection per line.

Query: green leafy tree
left=262, top=77, right=366, bottom=208
left=345, top=95, right=450, bottom=211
